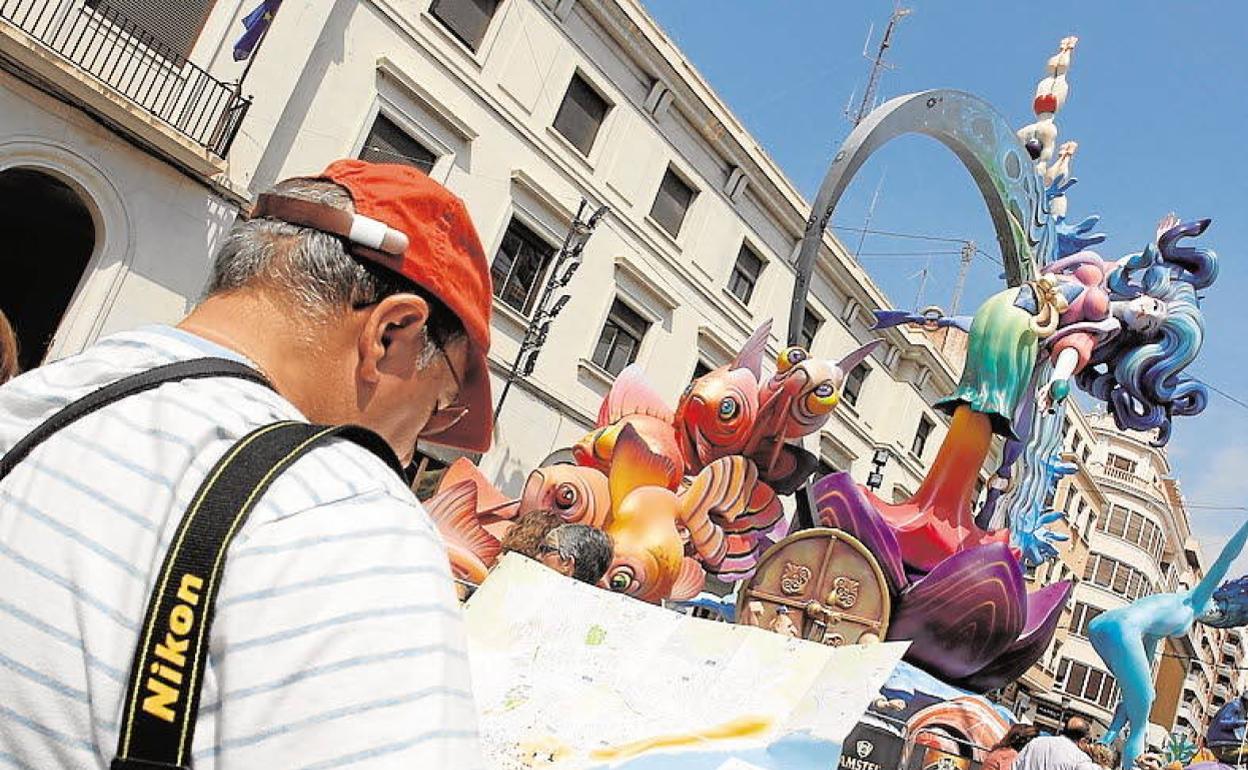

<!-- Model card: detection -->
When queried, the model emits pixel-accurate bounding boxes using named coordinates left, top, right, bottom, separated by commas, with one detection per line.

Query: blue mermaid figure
left=1089, top=519, right=1248, bottom=770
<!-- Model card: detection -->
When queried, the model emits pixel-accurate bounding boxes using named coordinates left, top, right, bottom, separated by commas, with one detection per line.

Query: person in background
left=537, top=524, right=614, bottom=584
left=500, top=509, right=564, bottom=558
left=1014, top=717, right=1101, bottom=770
left=983, top=724, right=1040, bottom=770
left=1087, top=742, right=1117, bottom=769
left=0, top=309, right=18, bottom=384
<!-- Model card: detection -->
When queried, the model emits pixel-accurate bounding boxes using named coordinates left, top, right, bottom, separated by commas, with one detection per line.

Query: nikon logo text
left=142, top=573, right=204, bottom=722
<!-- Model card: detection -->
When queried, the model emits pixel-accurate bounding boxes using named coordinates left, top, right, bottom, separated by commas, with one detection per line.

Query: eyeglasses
left=420, top=341, right=469, bottom=438
left=351, top=299, right=471, bottom=438
left=537, top=535, right=561, bottom=558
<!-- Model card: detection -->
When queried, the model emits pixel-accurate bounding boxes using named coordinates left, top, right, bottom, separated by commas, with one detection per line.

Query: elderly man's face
left=347, top=294, right=469, bottom=466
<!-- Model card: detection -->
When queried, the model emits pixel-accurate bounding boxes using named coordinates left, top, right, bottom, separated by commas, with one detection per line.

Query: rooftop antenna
left=911, top=259, right=931, bottom=310
left=950, top=240, right=976, bottom=315
left=853, top=170, right=887, bottom=261
left=846, top=3, right=912, bottom=127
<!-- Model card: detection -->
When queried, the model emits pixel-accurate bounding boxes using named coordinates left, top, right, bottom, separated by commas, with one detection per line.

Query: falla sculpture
left=425, top=319, right=879, bottom=602
left=422, top=37, right=1225, bottom=721
left=799, top=36, right=1221, bottom=692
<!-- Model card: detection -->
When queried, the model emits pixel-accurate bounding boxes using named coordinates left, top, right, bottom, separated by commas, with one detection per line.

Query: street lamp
left=867, top=447, right=891, bottom=491
left=493, top=200, right=609, bottom=424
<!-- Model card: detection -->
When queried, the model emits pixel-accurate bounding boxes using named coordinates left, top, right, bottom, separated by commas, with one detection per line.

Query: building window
left=727, top=243, right=764, bottom=305
left=843, top=363, right=869, bottom=407
left=87, top=0, right=215, bottom=60
left=1107, top=453, right=1138, bottom=475
left=693, top=359, right=713, bottom=380
left=359, top=114, right=438, bottom=173
left=1084, top=554, right=1155, bottom=601
left=1058, top=658, right=1120, bottom=708
left=911, top=415, right=935, bottom=458
left=592, top=300, right=649, bottom=376
left=490, top=218, right=557, bottom=316
left=553, top=73, right=610, bottom=156
left=1081, top=446, right=1091, bottom=465
left=649, top=167, right=696, bottom=237
left=429, top=0, right=501, bottom=52
left=1099, top=505, right=1164, bottom=557
left=799, top=306, right=822, bottom=350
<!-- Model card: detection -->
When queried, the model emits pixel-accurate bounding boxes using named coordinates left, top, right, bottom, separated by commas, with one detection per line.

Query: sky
left=642, top=1, right=1248, bottom=570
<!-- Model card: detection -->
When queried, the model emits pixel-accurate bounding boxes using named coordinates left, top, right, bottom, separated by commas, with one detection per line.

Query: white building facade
left=3, top=0, right=972, bottom=500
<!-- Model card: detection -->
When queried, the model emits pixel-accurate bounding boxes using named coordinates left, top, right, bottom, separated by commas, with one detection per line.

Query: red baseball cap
left=319, top=159, right=494, bottom=452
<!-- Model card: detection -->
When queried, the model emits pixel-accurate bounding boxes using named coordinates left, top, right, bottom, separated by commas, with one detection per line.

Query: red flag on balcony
left=233, top=0, right=282, bottom=61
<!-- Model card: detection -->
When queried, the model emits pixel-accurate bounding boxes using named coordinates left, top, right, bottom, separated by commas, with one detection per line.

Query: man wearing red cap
left=0, top=161, right=491, bottom=768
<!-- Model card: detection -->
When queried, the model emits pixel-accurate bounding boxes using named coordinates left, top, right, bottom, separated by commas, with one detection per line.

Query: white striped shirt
left=0, top=326, right=483, bottom=769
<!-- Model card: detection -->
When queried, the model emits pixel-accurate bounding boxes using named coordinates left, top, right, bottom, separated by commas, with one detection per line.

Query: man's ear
left=357, top=294, right=431, bottom=383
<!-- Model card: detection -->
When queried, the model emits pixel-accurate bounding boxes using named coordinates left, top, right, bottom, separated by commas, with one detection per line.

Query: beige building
left=0, top=0, right=252, bottom=371
left=1002, top=406, right=1233, bottom=746
left=2, top=0, right=971, bottom=501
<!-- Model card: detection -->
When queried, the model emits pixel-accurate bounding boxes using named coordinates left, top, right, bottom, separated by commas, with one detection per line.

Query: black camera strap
left=110, top=420, right=402, bottom=769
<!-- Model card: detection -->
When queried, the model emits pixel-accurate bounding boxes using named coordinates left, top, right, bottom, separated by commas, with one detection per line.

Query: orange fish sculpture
left=573, top=365, right=684, bottom=490
left=601, top=425, right=787, bottom=601
left=517, top=463, right=611, bottom=528
left=673, top=321, right=772, bottom=475
left=601, top=426, right=708, bottom=602
left=424, top=479, right=502, bottom=585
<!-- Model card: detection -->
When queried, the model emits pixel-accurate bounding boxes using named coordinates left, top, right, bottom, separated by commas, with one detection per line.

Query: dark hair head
left=550, top=524, right=614, bottom=584
left=993, top=724, right=1040, bottom=752
left=1061, top=716, right=1091, bottom=743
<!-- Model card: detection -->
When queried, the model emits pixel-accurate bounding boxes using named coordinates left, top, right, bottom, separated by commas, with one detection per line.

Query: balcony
left=1102, top=465, right=1137, bottom=484
left=0, top=0, right=249, bottom=164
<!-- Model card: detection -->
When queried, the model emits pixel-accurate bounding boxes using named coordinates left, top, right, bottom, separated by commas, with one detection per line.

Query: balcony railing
left=0, top=0, right=250, bottom=158
left=1102, top=465, right=1138, bottom=484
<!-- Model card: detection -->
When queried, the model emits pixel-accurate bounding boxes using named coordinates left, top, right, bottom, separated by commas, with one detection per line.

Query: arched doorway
left=0, top=168, right=96, bottom=372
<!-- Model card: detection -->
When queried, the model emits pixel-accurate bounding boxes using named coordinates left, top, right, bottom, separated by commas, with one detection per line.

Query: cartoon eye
left=554, top=483, right=578, bottom=510
left=608, top=567, right=634, bottom=592
left=718, top=397, right=739, bottom=421
left=806, top=383, right=840, bottom=414
left=776, top=347, right=808, bottom=373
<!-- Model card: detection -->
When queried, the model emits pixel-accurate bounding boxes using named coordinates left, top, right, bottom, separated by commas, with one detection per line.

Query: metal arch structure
left=788, top=89, right=1052, bottom=346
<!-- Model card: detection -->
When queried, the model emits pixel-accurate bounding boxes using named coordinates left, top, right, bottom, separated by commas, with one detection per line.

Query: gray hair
left=549, top=524, right=613, bottom=584
left=207, top=177, right=464, bottom=359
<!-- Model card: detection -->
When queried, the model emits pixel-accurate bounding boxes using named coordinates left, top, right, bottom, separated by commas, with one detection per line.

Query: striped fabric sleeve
left=200, top=487, right=484, bottom=769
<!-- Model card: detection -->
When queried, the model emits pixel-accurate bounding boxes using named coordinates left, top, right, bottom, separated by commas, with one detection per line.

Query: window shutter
left=360, top=115, right=437, bottom=173
left=90, top=0, right=217, bottom=59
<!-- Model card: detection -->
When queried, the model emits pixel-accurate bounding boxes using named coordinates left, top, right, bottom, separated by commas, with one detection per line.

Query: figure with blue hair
left=1087, top=519, right=1248, bottom=770
left=877, top=216, right=1216, bottom=448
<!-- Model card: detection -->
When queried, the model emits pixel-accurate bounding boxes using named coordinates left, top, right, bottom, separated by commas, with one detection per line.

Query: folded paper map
left=465, top=554, right=907, bottom=769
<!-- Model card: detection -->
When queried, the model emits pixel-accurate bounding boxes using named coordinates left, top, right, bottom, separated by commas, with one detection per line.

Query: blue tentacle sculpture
left=1090, top=518, right=1248, bottom=769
